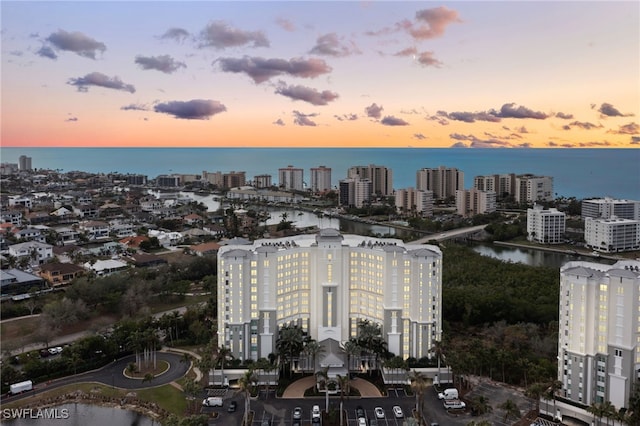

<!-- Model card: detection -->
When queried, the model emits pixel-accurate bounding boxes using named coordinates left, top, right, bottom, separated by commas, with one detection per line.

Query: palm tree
left=525, top=382, right=547, bottom=414
left=341, top=340, right=360, bottom=373
left=182, top=378, right=202, bottom=415
left=498, top=399, right=521, bottom=423
left=215, top=345, right=233, bottom=386
left=336, top=374, right=351, bottom=426
left=431, top=340, right=445, bottom=384
left=470, top=395, right=492, bottom=416
left=303, top=339, right=325, bottom=373
left=238, top=370, right=257, bottom=426
left=545, top=379, right=562, bottom=419
left=588, top=402, right=606, bottom=426
left=315, top=367, right=331, bottom=412
left=409, top=370, right=430, bottom=421
left=276, top=324, right=304, bottom=377
left=601, top=401, right=616, bottom=426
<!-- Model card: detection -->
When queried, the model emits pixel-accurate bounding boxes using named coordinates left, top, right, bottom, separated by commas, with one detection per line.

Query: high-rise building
left=347, top=165, right=393, bottom=196
left=126, top=174, right=147, bottom=186
left=526, top=204, right=566, bottom=244
left=253, top=174, right=272, bottom=189
left=473, top=174, right=516, bottom=199
left=584, top=217, right=640, bottom=253
left=278, top=165, right=304, bottom=191
left=395, top=188, right=434, bottom=217
left=582, top=198, right=640, bottom=220
left=514, top=174, right=554, bottom=203
left=557, top=260, right=640, bottom=422
left=223, top=171, right=246, bottom=189
left=416, top=166, right=464, bottom=200
left=339, top=177, right=372, bottom=208
left=455, top=189, right=496, bottom=217
left=18, top=155, right=32, bottom=171
left=217, top=229, right=442, bottom=362
left=310, top=166, right=332, bottom=193
left=156, top=175, right=181, bottom=187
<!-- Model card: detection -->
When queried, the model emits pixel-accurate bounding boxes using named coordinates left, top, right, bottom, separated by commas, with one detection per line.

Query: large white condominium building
left=347, top=165, right=393, bottom=196
left=582, top=197, right=640, bottom=220
left=278, top=165, right=304, bottom=191
left=526, top=204, right=566, bottom=244
left=395, top=188, right=434, bottom=217
left=310, top=166, right=332, bottom=193
left=557, top=260, right=640, bottom=420
left=474, top=173, right=554, bottom=203
left=217, top=229, right=442, bottom=362
left=584, top=217, right=640, bottom=253
left=455, top=189, right=496, bottom=217
left=416, top=166, right=464, bottom=200
left=339, top=177, right=372, bottom=208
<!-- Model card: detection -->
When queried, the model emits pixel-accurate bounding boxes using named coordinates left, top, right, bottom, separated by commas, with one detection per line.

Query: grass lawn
left=2, top=382, right=188, bottom=417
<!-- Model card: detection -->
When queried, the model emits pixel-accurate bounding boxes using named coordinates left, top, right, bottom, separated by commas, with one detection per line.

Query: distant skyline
left=1, top=1, right=638, bottom=148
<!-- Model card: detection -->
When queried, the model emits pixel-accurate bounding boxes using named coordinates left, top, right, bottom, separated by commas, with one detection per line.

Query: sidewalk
left=281, top=376, right=382, bottom=399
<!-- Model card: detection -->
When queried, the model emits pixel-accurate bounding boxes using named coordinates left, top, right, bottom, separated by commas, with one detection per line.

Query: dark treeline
left=441, top=244, right=559, bottom=387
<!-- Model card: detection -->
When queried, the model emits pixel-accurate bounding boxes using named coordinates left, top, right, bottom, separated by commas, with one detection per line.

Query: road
left=1, top=351, right=190, bottom=404
left=409, top=224, right=487, bottom=245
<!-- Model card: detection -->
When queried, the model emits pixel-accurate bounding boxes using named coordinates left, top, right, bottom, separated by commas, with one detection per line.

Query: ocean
left=1, top=147, right=638, bottom=200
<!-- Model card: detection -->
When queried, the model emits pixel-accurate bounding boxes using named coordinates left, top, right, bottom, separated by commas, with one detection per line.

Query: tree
left=431, top=340, right=445, bottom=384
left=302, top=339, right=325, bottom=373
left=525, top=382, right=547, bottom=414
left=470, top=395, right=492, bottom=416
left=341, top=340, right=360, bottom=373
left=336, top=374, right=350, bottom=426
left=588, top=402, right=606, bottom=426
left=276, top=324, right=304, bottom=378
left=409, top=370, right=430, bottom=421
left=498, top=399, right=521, bottom=423
left=214, top=345, right=233, bottom=386
left=237, top=370, right=257, bottom=426
left=182, top=378, right=202, bottom=415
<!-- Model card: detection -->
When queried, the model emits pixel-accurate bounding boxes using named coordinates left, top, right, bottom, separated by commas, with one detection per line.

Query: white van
left=443, top=399, right=466, bottom=410
left=202, top=397, right=223, bottom=407
left=437, top=388, right=459, bottom=400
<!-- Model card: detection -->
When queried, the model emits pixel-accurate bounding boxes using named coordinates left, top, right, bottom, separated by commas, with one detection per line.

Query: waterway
left=148, top=191, right=606, bottom=269
left=2, top=403, right=157, bottom=426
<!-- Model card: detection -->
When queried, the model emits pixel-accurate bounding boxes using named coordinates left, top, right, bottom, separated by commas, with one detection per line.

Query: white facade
left=339, top=177, right=372, bottom=208
left=395, top=188, right=434, bottom=217
left=526, top=204, right=566, bottom=244
left=278, top=166, right=304, bottom=191
left=217, top=229, right=442, bottom=362
left=455, top=189, right=496, bottom=217
left=584, top=217, right=640, bottom=253
left=515, top=174, right=554, bottom=203
left=310, top=166, right=332, bottom=193
left=558, top=260, right=640, bottom=412
left=582, top=198, right=640, bottom=220
left=8, top=241, right=53, bottom=265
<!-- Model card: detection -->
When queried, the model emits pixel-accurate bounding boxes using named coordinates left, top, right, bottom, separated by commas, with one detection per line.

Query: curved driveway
left=1, top=351, right=190, bottom=404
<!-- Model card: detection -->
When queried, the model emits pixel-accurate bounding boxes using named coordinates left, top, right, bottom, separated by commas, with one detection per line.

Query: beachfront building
left=347, top=165, right=393, bottom=197
left=555, top=260, right=640, bottom=424
left=310, top=166, right=332, bottom=193
left=514, top=174, right=554, bottom=203
left=395, top=188, right=434, bottom=217
left=584, top=217, right=640, bottom=253
left=473, top=173, right=515, bottom=199
left=416, top=166, right=464, bottom=200
left=253, top=174, right=272, bottom=189
left=339, top=177, right=372, bottom=208
left=217, top=229, right=442, bottom=363
left=18, top=155, right=32, bottom=171
left=526, top=204, right=566, bottom=244
left=278, top=165, right=304, bottom=191
left=155, top=174, right=181, bottom=188
left=582, top=197, right=640, bottom=220
left=456, top=189, right=497, bottom=217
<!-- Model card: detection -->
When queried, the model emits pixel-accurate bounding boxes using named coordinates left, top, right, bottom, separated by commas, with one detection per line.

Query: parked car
left=392, top=406, right=404, bottom=418
left=227, top=401, right=237, bottom=412
left=374, top=407, right=385, bottom=419
left=202, top=397, right=223, bottom=407
left=312, top=405, right=321, bottom=419
left=293, top=407, right=302, bottom=419
left=358, top=418, right=367, bottom=426
left=443, top=399, right=466, bottom=410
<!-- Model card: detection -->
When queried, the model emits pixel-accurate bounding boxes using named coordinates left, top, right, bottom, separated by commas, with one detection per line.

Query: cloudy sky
left=1, top=1, right=638, bottom=148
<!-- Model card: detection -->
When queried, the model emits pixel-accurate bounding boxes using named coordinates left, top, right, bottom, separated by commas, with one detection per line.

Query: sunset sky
left=1, top=1, right=638, bottom=148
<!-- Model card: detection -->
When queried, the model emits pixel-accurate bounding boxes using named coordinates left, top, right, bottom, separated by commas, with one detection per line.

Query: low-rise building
left=39, top=263, right=85, bottom=287
left=584, top=216, right=640, bottom=253
left=83, top=259, right=129, bottom=276
left=1, top=268, right=47, bottom=298
left=8, top=241, right=53, bottom=265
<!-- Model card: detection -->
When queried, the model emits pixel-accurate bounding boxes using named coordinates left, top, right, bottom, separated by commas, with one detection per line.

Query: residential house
left=51, top=226, right=81, bottom=244
left=109, top=220, right=136, bottom=238
left=50, top=206, right=75, bottom=223
left=119, top=235, right=149, bottom=249
left=73, top=204, right=99, bottom=219
left=12, top=227, right=46, bottom=243
left=1, top=209, right=23, bottom=226
left=52, top=245, right=83, bottom=263
left=125, top=253, right=168, bottom=268
left=25, top=210, right=52, bottom=225
left=8, top=241, right=54, bottom=266
left=190, top=241, right=221, bottom=257
left=39, top=262, right=85, bottom=287
left=148, top=229, right=182, bottom=247
left=0, top=269, right=47, bottom=298
left=204, top=224, right=225, bottom=238
left=183, top=213, right=204, bottom=226
left=78, top=220, right=110, bottom=240
left=83, top=259, right=129, bottom=276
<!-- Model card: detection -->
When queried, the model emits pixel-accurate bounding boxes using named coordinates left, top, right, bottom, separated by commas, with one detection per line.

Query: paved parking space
left=462, top=381, right=535, bottom=426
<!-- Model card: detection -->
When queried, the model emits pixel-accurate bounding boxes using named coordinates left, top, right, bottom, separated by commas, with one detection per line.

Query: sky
left=1, top=1, right=639, bottom=148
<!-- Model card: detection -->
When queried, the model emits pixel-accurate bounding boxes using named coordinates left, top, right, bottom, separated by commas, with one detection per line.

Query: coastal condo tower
left=556, top=260, right=640, bottom=422
left=217, top=229, right=442, bottom=365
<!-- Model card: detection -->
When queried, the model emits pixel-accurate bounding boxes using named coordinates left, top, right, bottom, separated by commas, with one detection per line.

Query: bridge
left=408, top=224, right=488, bottom=245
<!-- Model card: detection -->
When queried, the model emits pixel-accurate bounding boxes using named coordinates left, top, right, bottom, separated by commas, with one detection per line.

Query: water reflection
left=471, top=243, right=611, bottom=269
